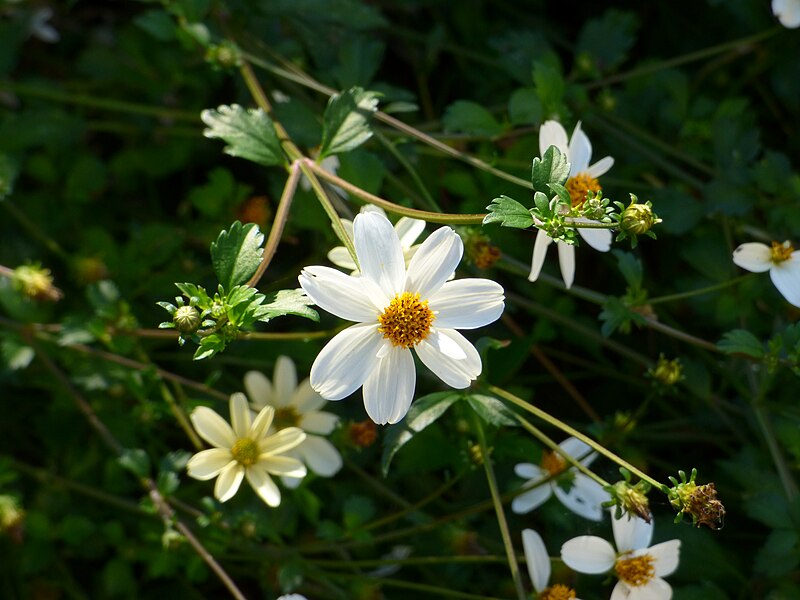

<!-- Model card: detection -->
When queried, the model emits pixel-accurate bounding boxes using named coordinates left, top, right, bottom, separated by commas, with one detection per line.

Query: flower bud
left=650, top=354, right=683, bottom=386
left=0, top=496, right=25, bottom=544
left=621, top=196, right=660, bottom=236
left=610, top=480, right=652, bottom=523
left=12, top=264, right=62, bottom=301
left=173, top=305, right=201, bottom=333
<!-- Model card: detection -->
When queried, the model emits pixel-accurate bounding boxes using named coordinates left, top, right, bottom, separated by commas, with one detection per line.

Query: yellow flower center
left=615, top=553, right=655, bottom=586
left=541, top=450, right=567, bottom=476
left=770, top=240, right=794, bottom=264
left=378, top=292, right=435, bottom=348
left=538, top=584, right=577, bottom=600
left=274, top=406, right=300, bottom=429
left=566, top=172, right=601, bottom=208
left=231, top=438, right=259, bottom=467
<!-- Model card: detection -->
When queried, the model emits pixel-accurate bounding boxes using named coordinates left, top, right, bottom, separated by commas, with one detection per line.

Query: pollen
left=615, top=553, right=655, bottom=586
left=378, top=292, right=435, bottom=348
left=274, top=406, right=300, bottom=429
left=566, top=172, right=601, bottom=208
left=770, top=240, right=794, bottom=264
left=538, top=584, right=577, bottom=600
left=541, top=450, right=567, bottom=476
left=231, top=438, right=259, bottom=467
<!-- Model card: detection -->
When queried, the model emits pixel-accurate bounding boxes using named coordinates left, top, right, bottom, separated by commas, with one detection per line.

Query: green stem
left=1, top=201, right=69, bottom=260
left=646, top=275, right=753, bottom=305
left=751, top=383, right=799, bottom=500
left=472, top=416, right=527, bottom=600
left=487, top=384, right=664, bottom=491
left=373, top=130, right=442, bottom=212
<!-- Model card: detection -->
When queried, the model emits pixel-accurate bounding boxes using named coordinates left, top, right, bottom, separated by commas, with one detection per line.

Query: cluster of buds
left=605, top=468, right=652, bottom=523
left=667, top=468, right=725, bottom=529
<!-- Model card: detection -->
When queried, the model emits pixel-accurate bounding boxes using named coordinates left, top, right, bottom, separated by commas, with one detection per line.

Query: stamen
left=231, top=438, right=259, bottom=467
left=378, top=292, right=435, bottom=348
left=273, top=406, right=300, bottom=429
left=538, top=584, right=577, bottom=600
left=770, top=240, right=794, bottom=264
left=566, top=172, right=601, bottom=208
left=615, top=553, right=655, bottom=586
left=541, top=451, right=567, bottom=476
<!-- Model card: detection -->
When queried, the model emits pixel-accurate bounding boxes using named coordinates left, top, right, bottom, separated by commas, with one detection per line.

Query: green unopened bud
left=650, top=354, right=683, bottom=386
left=621, top=196, right=660, bottom=235
left=0, top=495, right=25, bottom=544
left=609, top=479, right=652, bottom=523
left=205, top=41, right=242, bottom=69
left=173, top=305, right=200, bottom=333
left=12, top=264, right=62, bottom=301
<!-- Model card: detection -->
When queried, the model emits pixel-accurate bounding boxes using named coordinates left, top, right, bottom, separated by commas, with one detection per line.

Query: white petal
left=511, top=484, right=552, bottom=514
left=245, top=465, right=281, bottom=506
left=553, top=474, right=609, bottom=521
left=327, top=245, right=358, bottom=271
left=272, top=355, right=298, bottom=408
left=514, top=463, right=546, bottom=480
left=310, top=324, right=383, bottom=400
left=428, top=279, right=505, bottom=329
left=627, top=577, right=672, bottom=600
left=568, top=122, right=592, bottom=175
left=260, top=455, right=307, bottom=478
left=396, top=217, right=426, bottom=250
left=244, top=370, right=273, bottom=410
left=587, top=156, right=614, bottom=178
left=539, top=120, right=569, bottom=158
left=362, top=345, right=416, bottom=424
left=522, top=529, right=551, bottom=593
left=292, top=379, right=327, bottom=413
left=191, top=406, right=235, bottom=448
left=300, top=411, right=339, bottom=435
left=214, top=462, right=244, bottom=502
left=559, top=437, right=596, bottom=464
left=577, top=224, right=613, bottom=252
left=280, top=474, right=303, bottom=489
left=405, top=226, right=463, bottom=298
left=250, top=405, right=275, bottom=440
left=299, top=266, right=382, bottom=321
left=528, top=229, right=552, bottom=282
left=556, top=241, right=576, bottom=289
left=612, top=512, right=653, bottom=553
left=770, top=254, right=800, bottom=307
left=560, top=536, right=617, bottom=574
left=647, top=539, right=681, bottom=577
left=229, top=393, right=252, bottom=439
left=610, top=582, right=633, bottom=600
left=258, top=427, right=306, bottom=455
left=354, top=210, right=406, bottom=296
left=732, top=243, right=772, bottom=273
left=416, top=329, right=481, bottom=388
left=774, top=0, right=800, bottom=27
left=187, top=449, right=234, bottom=480
left=297, top=435, right=343, bottom=477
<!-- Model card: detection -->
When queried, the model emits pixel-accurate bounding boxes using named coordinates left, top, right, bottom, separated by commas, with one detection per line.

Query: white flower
left=30, top=7, right=60, bottom=43
left=773, top=0, right=800, bottom=27
left=186, top=394, right=307, bottom=506
left=244, top=356, right=343, bottom=489
left=561, top=513, right=681, bottom=600
left=299, top=210, right=505, bottom=425
left=529, top=120, right=615, bottom=289
left=733, top=240, right=800, bottom=307
left=522, top=528, right=583, bottom=599
left=327, top=206, right=426, bottom=275
left=512, top=437, right=610, bottom=521
left=277, top=595, right=307, bottom=600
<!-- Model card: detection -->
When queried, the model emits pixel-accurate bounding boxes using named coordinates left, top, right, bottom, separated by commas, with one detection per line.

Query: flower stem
left=646, top=275, right=753, bottom=305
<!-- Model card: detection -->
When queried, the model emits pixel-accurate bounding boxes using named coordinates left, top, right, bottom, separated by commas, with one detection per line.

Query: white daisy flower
left=733, top=240, right=800, bottom=308
left=522, top=528, right=583, bottom=600
left=512, top=437, right=610, bottom=521
left=186, top=394, right=307, bottom=506
left=561, top=513, right=681, bottom=600
left=299, top=210, right=505, bottom=425
left=327, top=205, right=426, bottom=275
left=773, top=0, right=800, bottom=28
left=244, top=356, right=343, bottom=489
left=529, top=120, right=615, bottom=289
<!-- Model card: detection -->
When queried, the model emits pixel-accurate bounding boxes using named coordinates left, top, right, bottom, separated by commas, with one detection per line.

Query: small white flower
left=512, top=437, right=610, bottom=521
left=244, top=356, right=343, bottom=489
left=561, top=513, right=681, bottom=600
left=327, top=206, right=426, bottom=275
left=299, top=210, right=505, bottom=425
left=186, top=394, right=307, bottom=506
left=530, top=120, right=614, bottom=289
left=773, top=0, right=800, bottom=28
left=733, top=240, right=800, bottom=308
left=522, top=528, right=583, bottom=599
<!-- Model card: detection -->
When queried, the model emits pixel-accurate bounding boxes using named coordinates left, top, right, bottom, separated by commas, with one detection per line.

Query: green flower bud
left=651, top=354, right=683, bottom=386
left=621, top=197, right=660, bottom=235
left=173, top=305, right=200, bottom=333
left=12, top=264, right=62, bottom=301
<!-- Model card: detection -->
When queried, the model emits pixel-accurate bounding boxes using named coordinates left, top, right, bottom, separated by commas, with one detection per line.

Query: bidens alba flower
left=733, top=240, right=800, bottom=308
left=512, top=437, right=610, bottom=521
left=245, top=356, right=342, bottom=489
left=773, top=0, right=800, bottom=28
left=561, top=513, right=680, bottom=600
left=523, top=528, right=582, bottom=600
left=187, top=394, right=306, bottom=506
left=299, top=210, right=505, bottom=425
left=530, top=120, right=614, bottom=289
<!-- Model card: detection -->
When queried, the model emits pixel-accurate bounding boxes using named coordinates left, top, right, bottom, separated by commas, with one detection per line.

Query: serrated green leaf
left=210, top=221, right=264, bottom=290
left=201, top=104, right=284, bottom=166
left=547, top=181, right=571, bottom=206
left=194, top=334, right=226, bottom=360
left=443, top=100, right=504, bottom=136
left=256, top=289, right=319, bottom=322
left=175, top=282, right=212, bottom=307
left=599, top=297, right=646, bottom=337
left=466, top=394, right=519, bottom=427
left=319, top=87, right=380, bottom=158
left=483, top=195, right=534, bottom=229
left=381, top=392, right=461, bottom=476
left=718, top=329, right=765, bottom=358
left=532, top=145, right=570, bottom=195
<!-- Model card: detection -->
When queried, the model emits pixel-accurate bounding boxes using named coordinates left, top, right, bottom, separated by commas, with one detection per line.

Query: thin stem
left=373, top=130, right=442, bottom=212
left=751, top=382, right=798, bottom=500
left=1, top=201, right=69, bottom=260
left=646, top=275, right=753, bottom=305
left=309, top=555, right=511, bottom=568
left=472, top=416, right=527, bottom=600
left=160, top=382, right=203, bottom=451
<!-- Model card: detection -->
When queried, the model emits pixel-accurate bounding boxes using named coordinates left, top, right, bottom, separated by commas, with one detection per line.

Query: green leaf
left=256, top=289, right=319, bottom=323
left=194, top=334, right=226, bottom=361
left=443, top=100, right=504, bottom=137
left=381, top=392, right=461, bottom=476
left=508, top=88, right=542, bottom=126
left=118, top=448, right=150, bottom=478
left=547, top=182, right=571, bottom=206
left=575, top=10, right=639, bottom=73
left=718, top=329, right=765, bottom=358
left=533, top=191, right=550, bottom=215
left=612, top=250, right=643, bottom=290
left=319, top=87, right=380, bottom=158
left=532, top=145, right=570, bottom=195
left=210, top=221, right=264, bottom=290
left=532, top=58, right=565, bottom=117
left=466, top=394, right=519, bottom=427
left=598, top=297, right=646, bottom=337
left=201, top=104, right=284, bottom=166
left=483, top=195, right=535, bottom=229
